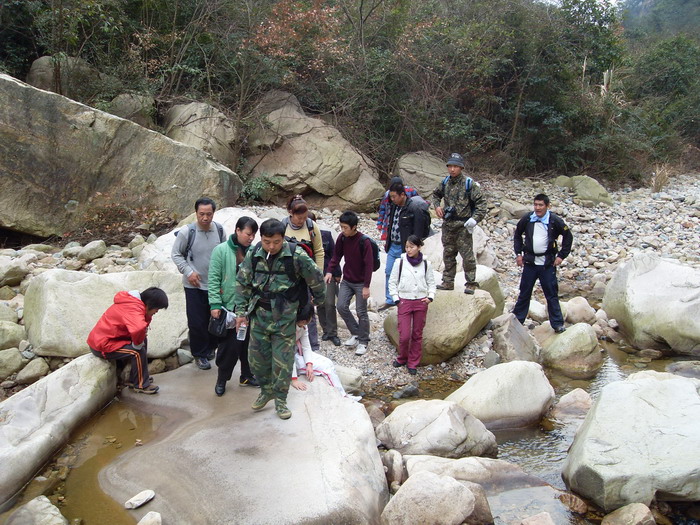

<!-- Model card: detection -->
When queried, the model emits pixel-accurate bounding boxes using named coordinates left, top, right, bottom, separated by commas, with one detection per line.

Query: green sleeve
left=432, top=180, right=445, bottom=208
left=208, top=245, right=224, bottom=310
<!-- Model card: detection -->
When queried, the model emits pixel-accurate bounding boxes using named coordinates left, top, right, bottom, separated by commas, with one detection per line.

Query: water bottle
left=236, top=323, right=247, bottom=341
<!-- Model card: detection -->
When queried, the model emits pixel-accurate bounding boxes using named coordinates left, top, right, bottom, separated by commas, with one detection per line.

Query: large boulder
left=562, top=371, right=700, bottom=511
left=0, top=74, right=241, bottom=237
left=0, top=255, right=32, bottom=287
left=491, top=313, right=540, bottom=363
left=446, top=361, right=554, bottom=430
left=0, top=354, right=115, bottom=508
left=101, top=365, right=388, bottom=524
left=24, top=269, right=186, bottom=358
left=25, top=55, right=99, bottom=100
left=539, top=323, right=602, bottom=379
left=0, top=320, right=24, bottom=350
left=603, top=253, right=700, bottom=355
left=380, top=470, right=476, bottom=525
left=384, top=290, right=496, bottom=364
left=376, top=399, right=497, bottom=459
left=247, top=91, right=384, bottom=211
left=108, top=94, right=156, bottom=129
left=164, top=102, right=237, bottom=167
left=555, top=175, right=613, bottom=205
left=5, top=496, right=69, bottom=525
left=393, top=151, right=446, bottom=197
left=563, top=296, right=597, bottom=325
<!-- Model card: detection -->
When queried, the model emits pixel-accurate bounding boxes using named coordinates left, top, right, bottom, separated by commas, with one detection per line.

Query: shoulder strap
left=215, top=222, right=225, bottom=242
left=399, top=258, right=403, bottom=280
left=442, top=175, right=450, bottom=190
left=284, top=242, right=299, bottom=281
left=184, top=223, right=197, bottom=261
left=306, top=218, right=316, bottom=241
left=424, top=259, right=428, bottom=275
left=464, top=177, right=472, bottom=194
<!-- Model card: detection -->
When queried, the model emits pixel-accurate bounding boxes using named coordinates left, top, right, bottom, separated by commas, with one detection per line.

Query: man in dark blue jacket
left=512, top=193, right=573, bottom=333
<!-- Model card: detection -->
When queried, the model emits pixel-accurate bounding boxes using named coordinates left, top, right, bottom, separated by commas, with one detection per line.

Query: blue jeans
left=385, top=243, right=403, bottom=305
left=512, top=264, right=564, bottom=328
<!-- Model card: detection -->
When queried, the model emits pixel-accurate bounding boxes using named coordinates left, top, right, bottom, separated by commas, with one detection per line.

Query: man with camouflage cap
left=432, top=153, right=487, bottom=294
left=234, top=219, right=326, bottom=420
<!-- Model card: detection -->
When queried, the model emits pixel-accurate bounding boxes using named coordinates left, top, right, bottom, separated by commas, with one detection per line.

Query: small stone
left=124, top=489, right=155, bottom=509
left=137, top=512, right=162, bottom=525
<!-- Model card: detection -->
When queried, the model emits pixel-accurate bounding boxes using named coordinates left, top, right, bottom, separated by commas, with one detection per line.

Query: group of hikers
left=87, top=153, right=573, bottom=420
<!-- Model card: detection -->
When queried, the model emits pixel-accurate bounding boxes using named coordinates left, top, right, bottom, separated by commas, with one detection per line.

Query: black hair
left=406, top=234, right=423, bottom=248
left=339, top=210, right=359, bottom=228
left=307, top=211, right=317, bottom=221
left=141, top=287, right=169, bottom=310
left=235, top=216, right=258, bottom=234
left=259, top=218, right=286, bottom=237
left=296, top=303, right=314, bottom=323
left=533, top=193, right=550, bottom=206
left=287, top=194, right=308, bottom=215
left=389, top=176, right=403, bottom=186
left=195, top=197, right=217, bottom=212
left=389, top=182, right=406, bottom=195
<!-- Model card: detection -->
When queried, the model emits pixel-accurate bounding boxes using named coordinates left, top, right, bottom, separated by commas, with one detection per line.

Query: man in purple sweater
left=324, top=211, right=374, bottom=356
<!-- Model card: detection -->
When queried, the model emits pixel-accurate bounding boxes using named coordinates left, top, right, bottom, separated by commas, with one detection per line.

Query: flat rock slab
left=101, top=364, right=387, bottom=524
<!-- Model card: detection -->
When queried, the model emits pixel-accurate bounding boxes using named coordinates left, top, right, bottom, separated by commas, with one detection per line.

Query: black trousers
left=512, top=263, right=565, bottom=328
left=215, top=329, right=252, bottom=382
left=91, top=343, right=150, bottom=388
left=184, top=287, right=217, bottom=358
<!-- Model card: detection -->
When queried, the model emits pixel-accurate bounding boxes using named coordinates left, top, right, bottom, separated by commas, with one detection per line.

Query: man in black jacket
left=381, top=181, right=429, bottom=310
left=512, top=193, right=573, bottom=333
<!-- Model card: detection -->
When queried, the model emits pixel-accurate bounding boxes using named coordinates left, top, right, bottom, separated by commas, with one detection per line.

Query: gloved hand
left=464, top=218, right=477, bottom=233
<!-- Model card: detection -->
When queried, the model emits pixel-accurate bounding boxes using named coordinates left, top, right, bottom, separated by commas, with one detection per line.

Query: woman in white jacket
left=388, top=235, right=436, bottom=375
left=291, top=305, right=360, bottom=401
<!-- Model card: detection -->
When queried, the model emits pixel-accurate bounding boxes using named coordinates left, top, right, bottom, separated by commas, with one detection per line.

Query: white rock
left=0, top=320, right=24, bottom=350
left=375, top=399, right=497, bottom=458
left=77, top=240, right=107, bottom=262
left=564, top=296, right=597, bottom=325
left=136, top=511, right=162, bottom=525
left=539, top=323, right=603, bottom=379
left=562, top=371, right=700, bottom=511
left=0, top=354, right=115, bottom=508
left=446, top=361, right=554, bottom=430
left=491, top=313, right=539, bottom=363
left=0, top=256, right=31, bottom=287
left=550, top=388, right=591, bottom=421
left=4, top=495, right=68, bottom=525
left=124, top=489, right=155, bottom=509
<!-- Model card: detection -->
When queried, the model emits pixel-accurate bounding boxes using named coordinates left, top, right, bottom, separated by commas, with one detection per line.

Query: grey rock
left=0, top=321, right=24, bottom=350
left=0, top=348, right=24, bottom=380
left=77, top=240, right=107, bottom=262
left=5, top=495, right=68, bottom=525
left=0, top=303, right=18, bottom=324
left=15, top=357, right=50, bottom=384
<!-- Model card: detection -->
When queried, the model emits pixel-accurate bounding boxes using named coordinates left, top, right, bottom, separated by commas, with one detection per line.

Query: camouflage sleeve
left=431, top=181, right=445, bottom=209
left=233, top=249, right=255, bottom=316
left=470, top=183, right=488, bottom=223
left=295, top=250, right=326, bottom=306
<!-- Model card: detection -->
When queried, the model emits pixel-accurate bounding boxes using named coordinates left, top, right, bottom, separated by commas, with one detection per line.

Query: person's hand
left=464, top=218, right=477, bottom=233
left=235, top=316, right=248, bottom=331
left=435, top=206, right=444, bottom=219
left=334, top=276, right=341, bottom=283
left=554, top=257, right=563, bottom=267
left=421, top=297, right=431, bottom=304
left=211, top=309, right=221, bottom=319
left=291, top=379, right=307, bottom=391
left=187, top=271, right=201, bottom=287
left=324, top=272, right=333, bottom=284
left=516, top=255, right=524, bottom=267
left=362, top=287, right=370, bottom=300
left=306, top=363, right=314, bottom=381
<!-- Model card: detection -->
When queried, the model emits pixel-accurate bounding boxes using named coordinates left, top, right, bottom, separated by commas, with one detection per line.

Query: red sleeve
left=124, top=303, right=149, bottom=346
left=363, top=237, right=374, bottom=287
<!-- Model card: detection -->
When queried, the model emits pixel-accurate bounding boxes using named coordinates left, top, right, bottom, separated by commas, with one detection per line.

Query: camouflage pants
left=441, top=221, right=476, bottom=284
left=248, top=307, right=296, bottom=402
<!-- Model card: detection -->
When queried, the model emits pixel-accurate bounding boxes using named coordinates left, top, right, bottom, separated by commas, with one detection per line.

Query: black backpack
left=359, top=234, right=381, bottom=272
left=174, top=222, right=225, bottom=262
left=410, top=195, right=432, bottom=239
left=281, top=217, right=316, bottom=259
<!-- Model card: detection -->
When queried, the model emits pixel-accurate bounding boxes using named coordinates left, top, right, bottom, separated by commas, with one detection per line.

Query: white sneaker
left=343, top=335, right=358, bottom=347
left=355, top=344, right=367, bottom=356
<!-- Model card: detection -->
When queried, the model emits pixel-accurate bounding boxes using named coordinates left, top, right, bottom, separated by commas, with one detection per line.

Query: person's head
left=235, top=216, right=258, bottom=248
left=259, top=219, right=286, bottom=255
left=141, top=287, right=169, bottom=316
left=446, top=152, right=465, bottom=178
left=533, top=193, right=550, bottom=217
left=296, top=303, right=314, bottom=327
left=405, top=234, right=424, bottom=258
left=388, top=176, right=403, bottom=188
left=389, top=181, right=408, bottom=207
left=194, top=198, right=216, bottom=228
left=339, top=211, right=359, bottom=237
left=287, top=194, right=309, bottom=228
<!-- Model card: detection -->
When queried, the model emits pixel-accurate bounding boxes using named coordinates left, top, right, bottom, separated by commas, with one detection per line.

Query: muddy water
left=1, top=398, right=163, bottom=525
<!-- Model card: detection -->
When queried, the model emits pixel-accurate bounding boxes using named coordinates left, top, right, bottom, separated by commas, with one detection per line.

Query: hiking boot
left=275, top=399, right=292, bottom=420
left=133, top=384, right=159, bottom=395
left=553, top=325, right=567, bottom=334
left=239, top=376, right=260, bottom=388
left=393, top=360, right=405, bottom=368
left=355, top=344, right=367, bottom=356
left=343, top=335, right=358, bottom=347
left=125, top=377, right=153, bottom=389
left=252, top=392, right=273, bottom=411
left=436, top=283, right=454, bottom=291
left=407, top=368, right=417, bottom=375
left=330, top=336, right=341, bottom=347
left=464, top=282, right=480, bottom=294
left=215, top=381, right=226, bottom=397
left=195, top=357, right=211, bottom=370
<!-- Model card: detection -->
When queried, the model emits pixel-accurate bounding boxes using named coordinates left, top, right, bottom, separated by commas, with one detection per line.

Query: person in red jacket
left=87, top=287, right=169, bottom=394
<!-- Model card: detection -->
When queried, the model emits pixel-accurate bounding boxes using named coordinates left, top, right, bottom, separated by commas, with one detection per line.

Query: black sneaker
left=215, top=381, right=226, bottom=397
left=240, top=376, right=260, bottom=388
left=553, top=326, right=566, bottom=334
left=393, top=360, right=405, bottom=368
left=321, top=334, right=331, bottom=341
left=195, top=357, right=211, bottom=370
left=330, top=336, right=341, bottom=347
left=407, top=368, right=417, bottom=375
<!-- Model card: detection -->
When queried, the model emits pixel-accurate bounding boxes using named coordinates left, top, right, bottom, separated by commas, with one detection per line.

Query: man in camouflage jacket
left=432, top=153, right=487, bottom=294
left=234, top=219, right=325, bottom=420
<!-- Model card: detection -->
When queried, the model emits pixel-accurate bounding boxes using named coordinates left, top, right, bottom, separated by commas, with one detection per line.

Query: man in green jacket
left=432, top=153, right=488, bottom=294
left=234, top=219, right=326, bottom=420
left=208, top=216, right=259, bottom=397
